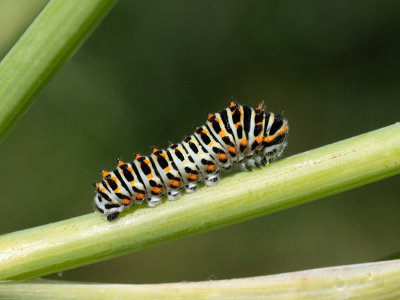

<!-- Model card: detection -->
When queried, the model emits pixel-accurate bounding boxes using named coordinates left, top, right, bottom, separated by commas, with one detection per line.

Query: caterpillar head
left=93, top=182, right=124, bottom=221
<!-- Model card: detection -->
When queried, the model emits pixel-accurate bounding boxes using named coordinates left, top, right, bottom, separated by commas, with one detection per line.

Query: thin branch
left=0, top=123, right=399, bottom=280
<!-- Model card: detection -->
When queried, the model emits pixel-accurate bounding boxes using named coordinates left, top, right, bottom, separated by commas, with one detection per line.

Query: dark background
left=0, top=0, right=399, bottom=283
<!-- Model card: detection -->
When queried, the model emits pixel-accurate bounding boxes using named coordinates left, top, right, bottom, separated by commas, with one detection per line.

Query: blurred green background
left=0, top=0, right=399, bottom=284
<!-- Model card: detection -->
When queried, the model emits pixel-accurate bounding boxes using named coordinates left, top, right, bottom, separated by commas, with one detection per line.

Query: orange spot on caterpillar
left=235, top=122, right=241, bottom=128
left=118, top=160, right=126, bottom=167
left=227, top=145, right=236, bottom=153
left=277, top=123, right=289, bottom=135
left=146, top=173, right=153, bottom=180
left=256, top=135, right=263, bottom=144
left=152, top=148, right=159, bottom=154
left=121, top=199, right=131, bottom=205
left=169, top=180, right=181, bottom=187
left=217, top=153, right=228, bottom=160
left=206, top=164, right=216, bottom=171
left=136, top=154, right=143, bottom=159
left=219, top=130, right=227, bottom=137
left=151, top=187, right=163, bottom=194
left=135, top=193, right=144, bottom=200
left=102, top=170, right=110, bottom=178
left=240, top=139, right=248, bottom=146
left=164, top=166, right=171, bottom=173
left=95, top=183, right=100, bottom=189
left=188, top=173, right=199, bottom=180
left=208, top=113, right=214, bottom=120
left=264, top=136, right=274, bottom=143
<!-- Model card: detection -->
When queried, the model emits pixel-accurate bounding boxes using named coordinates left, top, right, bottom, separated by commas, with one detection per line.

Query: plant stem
left=0, top=0, right=117, bottom=143
left=1, top=260, right=399, bottom=299
left=0, top=123, right=399, bottom=280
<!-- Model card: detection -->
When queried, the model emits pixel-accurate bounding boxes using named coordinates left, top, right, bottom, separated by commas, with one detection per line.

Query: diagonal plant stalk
left=0, top=123, right=399, bottom=280
left=0, top=0, right=117, bottom=143
left=1, top=259, right=400, bottom=299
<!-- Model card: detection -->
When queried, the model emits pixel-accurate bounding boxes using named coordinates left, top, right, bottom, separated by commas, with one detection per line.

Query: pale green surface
left=0, top=0, right=117, bottom=143
left=0, top=123, right=398, bottom=280
left=1, top=260, right=400, bottom=299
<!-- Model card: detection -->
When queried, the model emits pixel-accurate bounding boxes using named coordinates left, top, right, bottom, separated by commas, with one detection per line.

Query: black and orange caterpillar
left=94, top=102, right=289, bottom=221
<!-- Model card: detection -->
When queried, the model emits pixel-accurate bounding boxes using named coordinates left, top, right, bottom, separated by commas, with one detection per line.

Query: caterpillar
left=94, top=102, right=289, bottom=221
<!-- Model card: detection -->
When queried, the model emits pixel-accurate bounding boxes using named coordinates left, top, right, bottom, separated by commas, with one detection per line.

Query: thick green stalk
left=1, top=260, right=399, bottom=299
left=0, top=0, right=117, bottom=143
left=0, top=123, right=399, bottom=280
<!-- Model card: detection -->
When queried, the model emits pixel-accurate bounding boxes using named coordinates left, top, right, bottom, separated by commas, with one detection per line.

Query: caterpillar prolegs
left=94, top=102, right=289, bottom=221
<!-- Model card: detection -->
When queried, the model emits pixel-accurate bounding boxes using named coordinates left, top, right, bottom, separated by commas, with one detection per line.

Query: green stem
left=0, top=123, right=399, bottom=280
left=1, top=260, right=400, bottom=299
left=0, top=0, right=117, bottom=143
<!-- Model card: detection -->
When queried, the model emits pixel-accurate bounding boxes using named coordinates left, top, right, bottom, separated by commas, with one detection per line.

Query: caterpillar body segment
left=94, top=102, right=289, bottom=221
